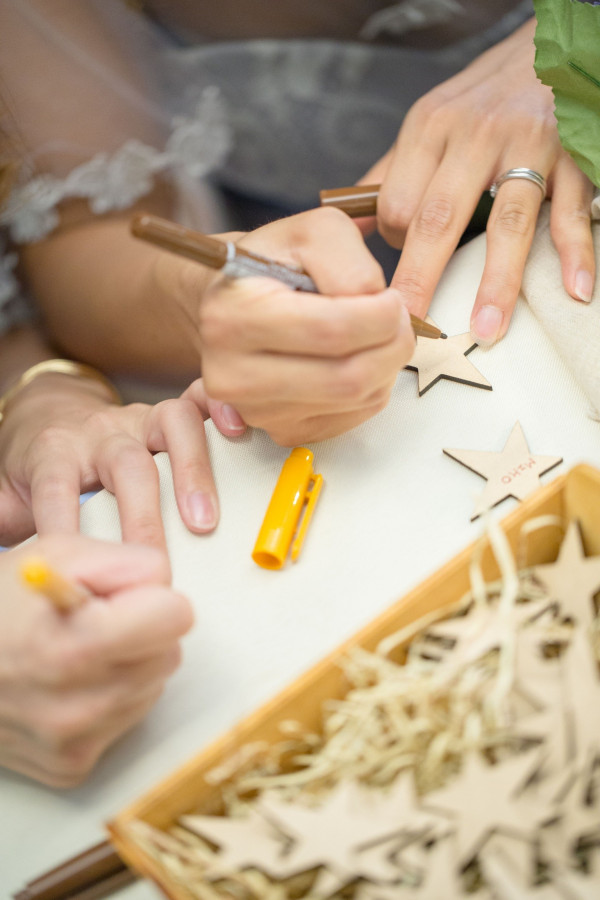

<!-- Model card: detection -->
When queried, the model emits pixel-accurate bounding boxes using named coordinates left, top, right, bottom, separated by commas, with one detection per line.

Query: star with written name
left=405, top=318, right=492, bottom=396
left=443, top=422, right=562, bottom=520
left=532, top=521, right=600, bottom=630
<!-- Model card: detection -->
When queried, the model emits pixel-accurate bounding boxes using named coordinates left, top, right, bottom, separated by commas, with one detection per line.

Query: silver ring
left=489, top=167, right=546, bottom=200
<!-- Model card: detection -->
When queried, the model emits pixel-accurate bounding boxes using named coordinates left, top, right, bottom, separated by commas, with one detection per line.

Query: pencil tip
left=440, top=332, right=448, bottom=339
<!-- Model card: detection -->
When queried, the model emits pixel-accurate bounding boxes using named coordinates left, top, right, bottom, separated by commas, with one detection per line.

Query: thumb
left=207, top=397, right=246, bottom=437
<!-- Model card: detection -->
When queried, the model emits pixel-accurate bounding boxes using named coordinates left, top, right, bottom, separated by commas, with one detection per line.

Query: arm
left=2, top=1, right=415, bottom=445
left=20, top=208, right=215, bottom=380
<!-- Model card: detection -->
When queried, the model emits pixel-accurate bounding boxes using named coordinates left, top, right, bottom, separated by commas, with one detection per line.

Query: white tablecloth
left=3, top=229, right=600, bottom=899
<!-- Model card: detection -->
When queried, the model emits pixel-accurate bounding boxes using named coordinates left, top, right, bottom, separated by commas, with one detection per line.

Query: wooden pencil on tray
left=12, top=839, right=134, bottom=900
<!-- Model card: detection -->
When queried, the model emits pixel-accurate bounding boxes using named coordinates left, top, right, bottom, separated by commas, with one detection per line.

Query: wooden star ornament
left=256, top=778, right=432, bottom=883
left=355, top=838, right=466, bottom=900
left=422, top=749, right=547, bottom=866
left=560, top=628, right=600, bottom=765
left=180, top=808, right=290, bottom=879
left=405, top=318, right=492, bottom=396
left=532, top=520, right=600, bottom=630
left=443, top=422, right=563, bottom=520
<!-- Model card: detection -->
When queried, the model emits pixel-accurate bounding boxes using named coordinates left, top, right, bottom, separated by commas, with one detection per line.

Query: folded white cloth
left=520, top=196, right=600, bottom=417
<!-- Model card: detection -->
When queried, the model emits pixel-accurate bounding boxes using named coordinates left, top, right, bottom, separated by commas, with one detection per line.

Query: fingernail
left=187, top=491, right=217, bottom=531
left=221, top=404, right=245, bottom=431
left=471, top=305, right=503, bottom=346
left=574, top=269, right=593, bottom=303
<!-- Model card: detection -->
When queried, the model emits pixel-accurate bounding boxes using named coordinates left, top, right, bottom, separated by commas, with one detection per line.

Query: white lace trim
left=360, top=0, right=465, bottom=40
left=0, top=245, right=18, bottom=306
left=0, top=235, right=34, bottom=334
left=0, top=89, right=231, bottom=244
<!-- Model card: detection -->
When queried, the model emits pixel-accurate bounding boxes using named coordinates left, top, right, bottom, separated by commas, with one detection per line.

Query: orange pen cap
left=252, top=447, right=323, bottom=570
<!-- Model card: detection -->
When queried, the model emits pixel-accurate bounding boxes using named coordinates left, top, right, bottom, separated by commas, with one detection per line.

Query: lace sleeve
left=0, top=0, right=231, bottom=243
left=0, top=235, right=34, bottom=335
left=0, top=89, right=230, bottom=243
left=0, top=0, right=231, bottom=335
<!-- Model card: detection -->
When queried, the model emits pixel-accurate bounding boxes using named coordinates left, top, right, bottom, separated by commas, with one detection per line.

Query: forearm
left=18, top=207, right=214, bottom=382
left=0, top=324, right=55, bottom=394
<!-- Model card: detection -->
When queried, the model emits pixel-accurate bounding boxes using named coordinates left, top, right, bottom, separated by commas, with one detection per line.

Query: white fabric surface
left=521, top=200, right=600, bottom=418
left=2, top=231, right=600, bottom=898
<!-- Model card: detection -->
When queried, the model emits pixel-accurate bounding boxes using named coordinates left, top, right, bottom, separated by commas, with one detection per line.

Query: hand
left=0, top=535, right=193, bottom=787
left=361, top=17, right=596, bottom=345
left=169, top=207, right=415, bottom=446
left=0, top=371, right=246, bottom=547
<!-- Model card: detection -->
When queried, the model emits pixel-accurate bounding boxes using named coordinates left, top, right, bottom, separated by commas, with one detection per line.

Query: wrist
left=0, top=326, right=55, bottom=395
left=0, top=360, right=121, bottom=426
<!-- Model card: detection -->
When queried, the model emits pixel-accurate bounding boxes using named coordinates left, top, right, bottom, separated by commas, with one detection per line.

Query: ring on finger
left=489, top=168, right=547, bottom=200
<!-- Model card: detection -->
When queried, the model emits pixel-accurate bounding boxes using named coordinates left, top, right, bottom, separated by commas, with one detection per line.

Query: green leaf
left=533, top=0, right=600, bottom=187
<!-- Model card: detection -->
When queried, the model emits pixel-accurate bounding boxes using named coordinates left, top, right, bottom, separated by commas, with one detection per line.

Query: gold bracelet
left=0, top=359, right=122, bottom=425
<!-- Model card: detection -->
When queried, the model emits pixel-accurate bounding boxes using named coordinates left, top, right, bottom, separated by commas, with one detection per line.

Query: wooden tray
left=108, top=463, right=600, bottom=900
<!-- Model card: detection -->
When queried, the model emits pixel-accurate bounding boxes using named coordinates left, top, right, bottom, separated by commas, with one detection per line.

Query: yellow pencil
left=21, top=558, right=88, bottom=613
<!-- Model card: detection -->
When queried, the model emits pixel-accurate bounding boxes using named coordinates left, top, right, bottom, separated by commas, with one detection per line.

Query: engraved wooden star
left=532, top=521, right=600, bottom=630
left=405, top=318, right=492, bottom=396
left=443, top=422, right=563, bottom=520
